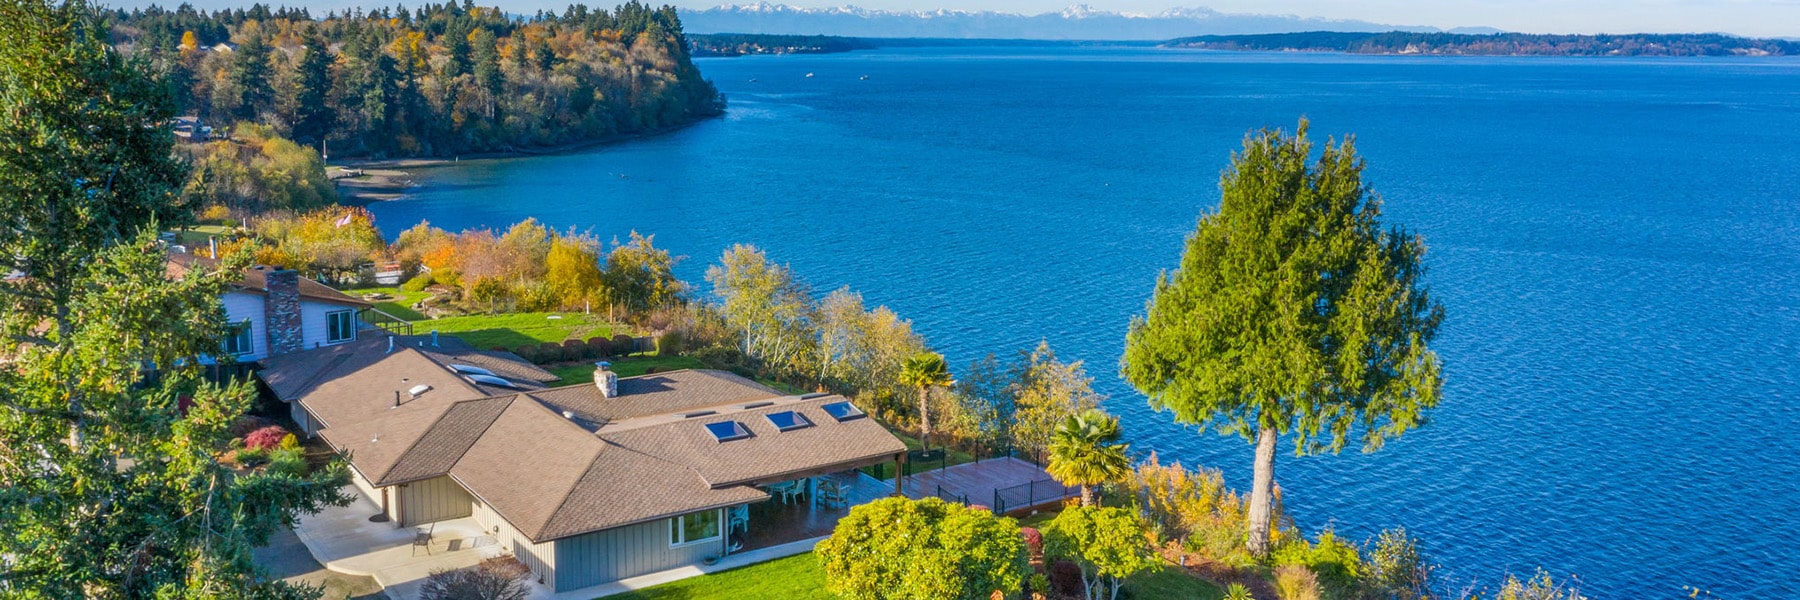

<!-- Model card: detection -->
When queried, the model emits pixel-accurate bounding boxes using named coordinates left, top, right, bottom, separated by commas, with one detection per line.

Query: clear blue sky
left=147, top=0, right=1800, bottom=38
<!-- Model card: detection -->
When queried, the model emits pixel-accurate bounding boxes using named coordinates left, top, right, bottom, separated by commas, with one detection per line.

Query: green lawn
left=596, top=552, right=1220, bottom=600
left=601, top=553, right=832, bottom=600
left=547, top=354, right=708, bottom=383
left=414, top=312, right=615, bottom=351
left=353, top=287, right=432, bottom=321
left=173, top=224, right=237, bottom=247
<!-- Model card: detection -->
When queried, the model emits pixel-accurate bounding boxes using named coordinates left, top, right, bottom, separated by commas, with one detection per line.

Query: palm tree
left=898, top=351, right=952, bottom=452
left=1046, top=409, right=1130, bottom=507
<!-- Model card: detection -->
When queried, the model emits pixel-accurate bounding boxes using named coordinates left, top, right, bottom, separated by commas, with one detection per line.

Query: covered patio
left=287, top=485, right=516, bottom=600
left=732, top=469, right=894, bottom=552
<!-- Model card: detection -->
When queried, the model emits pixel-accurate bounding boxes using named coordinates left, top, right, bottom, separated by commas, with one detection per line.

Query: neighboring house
left=258, top=341, right=907, bottom=592
left=169, top=253, right=388, bottom=363
left=170, top=116, right=213, bottom=142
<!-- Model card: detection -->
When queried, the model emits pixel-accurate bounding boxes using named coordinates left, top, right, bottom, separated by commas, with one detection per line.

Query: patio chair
left=411, top=523, right=435, bottom=556
left=818, top=481, right=849, bottom=508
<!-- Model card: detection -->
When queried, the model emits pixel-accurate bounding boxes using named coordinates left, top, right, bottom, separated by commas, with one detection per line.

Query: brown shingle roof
left=534, top=447, right=767, bottom=540
left=600, top=395, right=906, bottom=488
left=167, top=253, right=368, bottom=306
left=527, top=369, right=782, bottom=428
left=290, top=360, right=903, bottom=544
left=381, top=396, right=514, bottom=485
left=450, top=399, right=606, bottom=537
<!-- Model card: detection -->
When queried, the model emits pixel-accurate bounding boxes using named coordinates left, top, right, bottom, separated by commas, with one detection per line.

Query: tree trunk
left=918, top=386, right=932, bottom=451
left=1079, top=484, right=1094, bottom=507
left=1246, top=425, right=1278, bottom=557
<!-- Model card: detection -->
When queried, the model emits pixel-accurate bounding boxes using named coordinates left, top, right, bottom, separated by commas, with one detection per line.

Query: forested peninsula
left=688, top=32, right=876, bottom=56
left=109, top=2, right=723, bottom=160
left=1167, top=31, right=1800, bottom=56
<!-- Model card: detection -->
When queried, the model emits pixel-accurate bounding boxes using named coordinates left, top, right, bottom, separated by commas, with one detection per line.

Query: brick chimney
left=262, top=267, right=304, bottom=356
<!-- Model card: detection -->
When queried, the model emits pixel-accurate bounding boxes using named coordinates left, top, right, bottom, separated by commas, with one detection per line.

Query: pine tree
left=1122, top=122, right=1445, bottom=557
left=229, top=32, right=272, bottom=121
left=0, top=1, right=351, bottom=595
left=290, top=36, right=336, bottom=145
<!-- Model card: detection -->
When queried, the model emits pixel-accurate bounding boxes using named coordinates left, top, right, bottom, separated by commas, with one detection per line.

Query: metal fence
left=991, top=478, right=1076, bottom=514
left=934, top=484, right=970, bottom=506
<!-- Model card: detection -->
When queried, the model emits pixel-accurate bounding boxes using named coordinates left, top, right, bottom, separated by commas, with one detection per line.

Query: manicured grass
left=600, top=552, right=832, bottom=600
left=546, top=354, right=709, bottom=384
left=596, top=551, right=1220, bottom=600
left=173, top=224, right=237, bottom=247
left=417, top=312, right=614, bottom=351
left=352, top=286, right=432, bottom=321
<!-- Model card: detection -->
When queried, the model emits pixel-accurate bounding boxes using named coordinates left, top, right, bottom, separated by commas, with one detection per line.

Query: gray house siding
left=552, top=509, right=728, bottom=591
left=347, top=468, right=401, bottom=524
left=398, top=476, right=472, bottom=527
left=472, top=495, right=557, bottom=587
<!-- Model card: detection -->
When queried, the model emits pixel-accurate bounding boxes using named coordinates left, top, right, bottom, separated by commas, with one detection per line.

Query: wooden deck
left=902, top=457, right=1075, bottom=512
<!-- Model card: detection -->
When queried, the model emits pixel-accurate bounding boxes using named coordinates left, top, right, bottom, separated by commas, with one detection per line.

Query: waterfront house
left=168, top=253, right=381, bottom=363
left=257, top=339, right=907, bottom=591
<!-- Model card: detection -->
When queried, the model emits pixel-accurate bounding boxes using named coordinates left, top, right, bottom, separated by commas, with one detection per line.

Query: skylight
left=465, top=374, right=518, bottom=389
left=704, top=421, right=751, bottom=442
left=821, top=401, right=865, bottom=422
left=766, top=411, right=813, bottom=432
left=450, top=364, right=498, bottom=376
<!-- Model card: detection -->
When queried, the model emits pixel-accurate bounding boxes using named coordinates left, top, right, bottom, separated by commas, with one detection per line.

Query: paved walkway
left=253, top=527, right=382, bottom=599
left=290, top=486, right=504, bottom=600
left=903, top=456, right=1075, bottom=512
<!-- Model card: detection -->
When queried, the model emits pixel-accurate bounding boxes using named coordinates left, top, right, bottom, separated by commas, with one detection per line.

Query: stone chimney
left=595, top=362, right=619, bottom=398
left=262, top=267, right=304, bottom=356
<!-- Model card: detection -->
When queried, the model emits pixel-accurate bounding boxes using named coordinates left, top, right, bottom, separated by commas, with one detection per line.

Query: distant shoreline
left=327, top=120, right=707, bottom=204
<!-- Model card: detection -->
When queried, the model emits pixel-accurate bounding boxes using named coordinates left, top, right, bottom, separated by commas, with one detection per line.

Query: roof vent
left=680, top=410, right=718, bottom=419
left=562, top=410, right=576, bottom=420
left=408, top=384, right=432, bottom=398
left=739, top=401, right=776, bottom=410
left=800, top=392, right=831, bottom=400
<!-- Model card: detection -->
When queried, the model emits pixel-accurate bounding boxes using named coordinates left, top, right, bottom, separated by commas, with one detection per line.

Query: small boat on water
left=859, top=75, right=869, bottom=80
left=748, top=78, right=758, bottom=83
left=805, top=72, right=815, bottom=78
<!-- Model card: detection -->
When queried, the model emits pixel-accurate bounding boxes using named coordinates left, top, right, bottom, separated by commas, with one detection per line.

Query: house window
left=669, top=510, right=720, bottom=547
left=222, top=319, right=254, bottom=356
left=326, top=310, right=356, bottom=343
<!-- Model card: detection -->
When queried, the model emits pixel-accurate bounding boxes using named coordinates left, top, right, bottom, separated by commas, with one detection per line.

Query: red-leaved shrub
left=1050, top=560, right=1084, bottom=597
left=1021, top=527, right=1043, bottom=557
left=243, top=425, right=290, bottom=450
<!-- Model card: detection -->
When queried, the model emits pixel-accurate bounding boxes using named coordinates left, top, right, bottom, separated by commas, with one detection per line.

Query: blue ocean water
left=366, top=47, right=1800, bottom=598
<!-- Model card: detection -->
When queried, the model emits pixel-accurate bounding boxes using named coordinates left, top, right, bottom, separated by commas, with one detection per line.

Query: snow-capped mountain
left=681, top=3, right=1455, bottom=40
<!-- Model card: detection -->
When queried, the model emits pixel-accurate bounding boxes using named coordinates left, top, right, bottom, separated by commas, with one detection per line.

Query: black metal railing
left=358, top=307, right=414, bottom=336
left=934, top=484, right=970, bottom=505
left=992, top=478, right=1077, bottom=514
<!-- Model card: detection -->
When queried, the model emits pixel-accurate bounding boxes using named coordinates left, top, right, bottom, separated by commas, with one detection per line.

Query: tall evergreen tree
left=228, top=31, right=272, bottom=121
left=1122, top=122, right=1444, bottom=557
left=290, top=35, right=335, bottom=145
left=0, top=0, right=351, bottom=596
